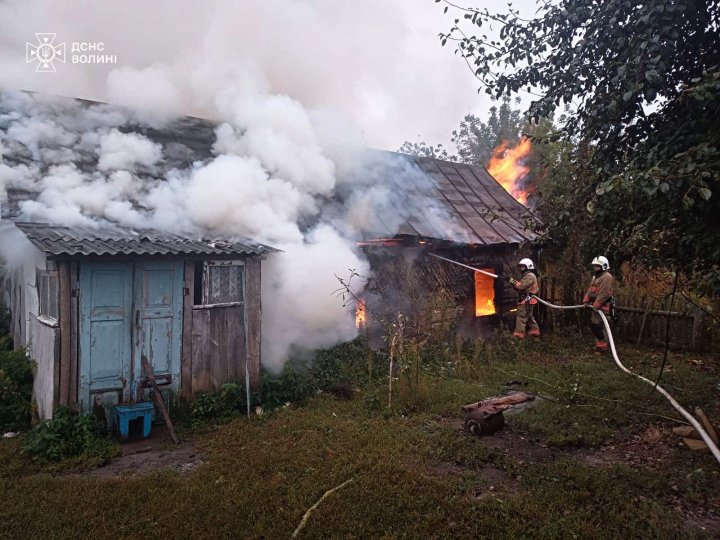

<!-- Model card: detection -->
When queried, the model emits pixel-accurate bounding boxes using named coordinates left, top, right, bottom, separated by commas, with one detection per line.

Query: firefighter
left=506, top=258, right=540, bottom=339
left=583, top=256, right=614, bottom=353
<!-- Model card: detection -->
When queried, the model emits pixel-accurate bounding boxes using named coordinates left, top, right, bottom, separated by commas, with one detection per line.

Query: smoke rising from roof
left=0, top=0, right=486, bottom=370
left=0, top=88, right=469, bottom=371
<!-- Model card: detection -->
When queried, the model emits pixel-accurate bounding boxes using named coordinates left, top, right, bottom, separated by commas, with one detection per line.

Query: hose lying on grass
left=427, top=254, right=720, bottom=466
left=533, top=294, right=720, bottom=466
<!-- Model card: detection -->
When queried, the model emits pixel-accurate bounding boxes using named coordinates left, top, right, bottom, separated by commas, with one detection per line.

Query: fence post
left=691, top=309, right=706, bottom=352
left=637, top=298, right=651, bottom=346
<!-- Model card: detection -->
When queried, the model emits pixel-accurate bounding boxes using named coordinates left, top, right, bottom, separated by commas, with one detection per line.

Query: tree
left=440, top=0, right=720, bottom=289
left=451, top=96, right=523, bottom=164
left=397, top=141, right=455, bottom=161
left=398, top=97, right=522, bottom=165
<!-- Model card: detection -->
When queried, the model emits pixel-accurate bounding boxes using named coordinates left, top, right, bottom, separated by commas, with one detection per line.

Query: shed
left=1, top=219, right=276, bottom=420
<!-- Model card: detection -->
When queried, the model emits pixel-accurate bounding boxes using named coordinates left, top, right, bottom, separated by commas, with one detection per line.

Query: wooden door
left=79, top=262, right=133, bottom=413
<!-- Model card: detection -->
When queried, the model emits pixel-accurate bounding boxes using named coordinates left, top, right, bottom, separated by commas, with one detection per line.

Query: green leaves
left=440, top=0, right=720, bottom=287
left=698, top=187, right=712, bottom=200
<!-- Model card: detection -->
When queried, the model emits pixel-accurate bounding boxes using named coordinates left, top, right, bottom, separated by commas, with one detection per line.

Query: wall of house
left=360, top=242, right=539, bottom=339
left=0, top=221, right=47, bottom=347
left=29, top=317, right=59, bottom=419
left=0, top=222, right=59, bottom=418
left=181, top=256, right=262, bottom=398
left=4, top=249, right=265, bottom=419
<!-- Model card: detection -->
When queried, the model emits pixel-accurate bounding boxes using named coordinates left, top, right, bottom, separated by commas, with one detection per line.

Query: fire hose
left=428, top=253, right=720, bottom=465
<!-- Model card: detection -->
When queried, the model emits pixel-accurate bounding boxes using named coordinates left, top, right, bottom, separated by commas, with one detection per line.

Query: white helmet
left=518, top=258, right=535, bottom=270
left=591, top=256, right=610, bottom=271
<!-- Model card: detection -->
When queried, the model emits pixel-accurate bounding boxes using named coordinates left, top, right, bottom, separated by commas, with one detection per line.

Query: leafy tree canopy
left=439, top=0, right=720, bottom=289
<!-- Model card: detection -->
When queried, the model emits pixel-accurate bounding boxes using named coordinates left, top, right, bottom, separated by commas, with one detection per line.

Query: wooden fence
left=538, top=277, right=714, bottom=351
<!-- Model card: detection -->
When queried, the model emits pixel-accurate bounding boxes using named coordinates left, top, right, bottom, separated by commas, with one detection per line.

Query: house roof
left=14, top=222, right=277, bottom=257
left=374, top=153, right=538, bottom=245
left=0, top=91, right=540, bottom=247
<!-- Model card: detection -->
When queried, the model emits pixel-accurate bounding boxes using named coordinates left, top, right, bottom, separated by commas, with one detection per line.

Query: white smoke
left=0, top=0, right=480, bottom=371
left=97, top=130, right=162, bottom=172
left=0, top=0, right=494, bottom=149
left=0, top=89, right=472, bottom=370
left=261, top=224, right=367, bottom=372
left=0, top=91, right=374, bottom=370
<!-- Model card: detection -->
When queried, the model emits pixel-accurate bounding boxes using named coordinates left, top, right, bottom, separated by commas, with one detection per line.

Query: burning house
left=0, top=91, right=539, bottom=421
left=351, top=152, right=540, bottom=338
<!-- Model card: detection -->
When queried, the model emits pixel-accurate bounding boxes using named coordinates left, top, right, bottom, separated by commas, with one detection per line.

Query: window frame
left=195, top=259, right=246, bottom=308
left=36, top=269, right=59, bottom=326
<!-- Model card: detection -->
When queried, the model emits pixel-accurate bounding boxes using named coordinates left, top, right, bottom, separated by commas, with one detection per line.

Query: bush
left=311, top=338, right=374, bottom=389
left=258, top=365, right=316, bottom=410
left=186, top=382, right=252, bottom=426
left=0, top=348, right=34, bottom=431
left=189, top=391, right=224, bottom=420
left=24, top=407, right=118, bottom=462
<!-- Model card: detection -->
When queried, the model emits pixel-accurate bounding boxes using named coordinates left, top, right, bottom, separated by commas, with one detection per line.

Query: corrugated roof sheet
left=14, top=222, right=278, bottom=257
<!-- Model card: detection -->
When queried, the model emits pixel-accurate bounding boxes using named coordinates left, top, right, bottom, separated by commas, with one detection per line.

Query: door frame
left=78, top=259, right=184, bottom=414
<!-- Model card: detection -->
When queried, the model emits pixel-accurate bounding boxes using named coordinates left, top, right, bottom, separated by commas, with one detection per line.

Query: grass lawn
left=1, top=334, right=718, bottom=538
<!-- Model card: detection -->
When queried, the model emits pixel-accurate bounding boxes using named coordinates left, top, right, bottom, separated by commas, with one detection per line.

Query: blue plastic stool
left=115, top=402, right=154, bottom=440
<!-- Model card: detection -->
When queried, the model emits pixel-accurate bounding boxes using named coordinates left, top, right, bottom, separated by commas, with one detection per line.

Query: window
left=38, top=270, right=59, bottom=322
left=198, top=261, right=244, bottom=306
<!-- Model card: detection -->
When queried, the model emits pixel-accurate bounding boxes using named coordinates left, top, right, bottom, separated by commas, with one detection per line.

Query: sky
left=0, top=0, right=540, bottom=151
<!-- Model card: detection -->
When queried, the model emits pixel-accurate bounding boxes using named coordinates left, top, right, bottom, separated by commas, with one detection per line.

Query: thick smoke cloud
left=0, top=0, right=494, bottom=150
left=0, top=0, right=478, bottom=371
left=2, top=90, right=469, bottom=371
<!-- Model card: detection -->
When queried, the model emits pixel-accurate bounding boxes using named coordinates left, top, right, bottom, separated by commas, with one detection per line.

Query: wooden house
left=353, top=154, right=541, bottom=337
left=0, top=92, right=540, bottom=421
left=1, top=219, right=275, bottom=420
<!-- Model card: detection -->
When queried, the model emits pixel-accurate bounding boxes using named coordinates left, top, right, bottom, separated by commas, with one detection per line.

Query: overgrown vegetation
left=184, top=339, right=372, bottom=426
left=0, top=343, right=33, bottom=432
left=0, top=333, right=718, bottom=538
left=23, top=407, right=118, bottom=463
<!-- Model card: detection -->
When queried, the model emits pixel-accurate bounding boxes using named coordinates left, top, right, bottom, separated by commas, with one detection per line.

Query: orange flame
left=487, top=138, right=532, bottom=204
left=355, top=299, right=367, bottom=328
left=475, top=271, right=496, bottom=316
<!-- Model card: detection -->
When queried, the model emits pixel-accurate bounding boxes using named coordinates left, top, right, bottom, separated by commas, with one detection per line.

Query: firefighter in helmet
left=506, top=258, right=540, bottom=339
left=583, top=256, right=614, bottom=353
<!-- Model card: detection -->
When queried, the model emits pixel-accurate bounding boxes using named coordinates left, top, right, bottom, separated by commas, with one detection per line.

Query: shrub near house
left=0, top=342, right=33, bottom=432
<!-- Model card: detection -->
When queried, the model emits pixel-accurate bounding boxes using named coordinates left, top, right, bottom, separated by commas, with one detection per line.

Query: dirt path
left=80, top=426, right=203, bottom=478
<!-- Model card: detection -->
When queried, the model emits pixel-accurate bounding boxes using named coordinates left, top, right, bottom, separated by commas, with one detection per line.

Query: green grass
left=0, top=334, right=718, bottom=538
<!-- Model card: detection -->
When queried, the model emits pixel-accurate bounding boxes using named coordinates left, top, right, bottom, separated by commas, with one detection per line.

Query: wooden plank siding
left=183, top=255, right=261, bottom=396
left=245, top=257, right=262, bottom=389
left=57, top=261, right=72, bottom=407
left=69, top=261, right=79, bottom=408
left=181, top=261, right=194, bottom=399
left=189, top=305, right=247, bottom=393
left=29, top=317, right=60, bottom=419
left=51, top=254, right=263, bottom=407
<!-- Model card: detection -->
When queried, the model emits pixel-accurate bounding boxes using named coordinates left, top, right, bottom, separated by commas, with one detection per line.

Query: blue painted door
left=79, top=260, right=184, bottom=415
left=132, top=260, right=184, bottom=392
left=79, top=262, right=133, bottom=413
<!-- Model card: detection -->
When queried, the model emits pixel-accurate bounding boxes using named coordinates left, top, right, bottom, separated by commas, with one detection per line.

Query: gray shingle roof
left=14, top=222, right=277, bottom=257
left=395, top=155, right=538, bottom=245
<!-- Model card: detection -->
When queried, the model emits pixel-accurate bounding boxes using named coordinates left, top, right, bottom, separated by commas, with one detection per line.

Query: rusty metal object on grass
left=462, top=391, right=535, bottom=413
left=462, top=392, right=537, bottom=437
left=464, top=406, right=506, bottom=436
